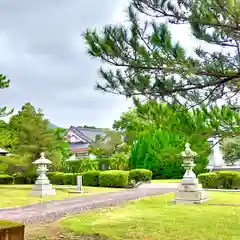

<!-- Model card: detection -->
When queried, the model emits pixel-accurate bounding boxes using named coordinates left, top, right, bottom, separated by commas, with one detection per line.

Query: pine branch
left=84, top=0, right=240, bottom=107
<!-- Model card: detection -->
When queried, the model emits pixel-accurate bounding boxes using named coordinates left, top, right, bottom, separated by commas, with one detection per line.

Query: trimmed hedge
left=198, top=172, right=220, bottom=189
left=0, top=174, right=14, bottom=184
left=99, top=170, right=129, bottom=187
left=0, top=170, right=135, bottom=188
left=82, top=171, right=99, bottom=186
left=47, top=172, right=82, bottom=185
left=218, top=171, right=240, bottom=189
left=232, top=174, right=240, bottom=189
left=198, top=171, right=240, bottom=189
left=13, top=175, right=26, bottom=184
left=129, top=169, right=152, bottom=183
left=25, top=173, right=38, bottom=184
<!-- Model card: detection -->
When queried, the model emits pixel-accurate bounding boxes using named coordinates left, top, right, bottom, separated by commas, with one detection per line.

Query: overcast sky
left=0, top=0, right=215, bottom=129
left=0, top=0, right=134, bottom=128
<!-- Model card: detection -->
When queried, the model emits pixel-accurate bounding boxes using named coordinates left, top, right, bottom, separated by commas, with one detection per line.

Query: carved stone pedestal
left=173, top=182, right=208, bottom=204
left=30, top=184, right=56, bottom=197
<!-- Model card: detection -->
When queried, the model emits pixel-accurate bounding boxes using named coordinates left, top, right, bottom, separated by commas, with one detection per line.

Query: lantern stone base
left=173, top=182, right=208, bottom=204
left=30, top=184, right=56, bottom=197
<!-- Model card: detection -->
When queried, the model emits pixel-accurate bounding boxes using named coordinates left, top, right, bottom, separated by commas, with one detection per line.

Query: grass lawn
left=58, top=192, right=240, bottom=240
left=151, top=179, right=181, bottom=183
left=0, top=185, right=123, bottom=208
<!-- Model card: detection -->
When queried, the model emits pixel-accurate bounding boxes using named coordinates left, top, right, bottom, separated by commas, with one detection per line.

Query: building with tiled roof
left=67, top=126, right=105, bottom=160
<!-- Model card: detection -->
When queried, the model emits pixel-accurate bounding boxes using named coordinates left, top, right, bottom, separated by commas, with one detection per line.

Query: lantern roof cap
left=32, top=152, right=52, bottom=165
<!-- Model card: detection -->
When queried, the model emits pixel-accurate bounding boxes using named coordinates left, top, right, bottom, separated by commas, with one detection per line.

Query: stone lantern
left=181, top=143, right=198, bottom=185
left=30, top=152, right=56, bottom=196
left=172, top=143, right=208, bottom=204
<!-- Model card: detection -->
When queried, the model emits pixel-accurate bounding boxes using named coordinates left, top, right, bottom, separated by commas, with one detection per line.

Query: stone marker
left=172, top=143, right=208, bottom=204
left=70, top=175, right=84, bottom=193
left=30, top=152, right=56, bottom=197
left=77, top=176, right=83, bottom=192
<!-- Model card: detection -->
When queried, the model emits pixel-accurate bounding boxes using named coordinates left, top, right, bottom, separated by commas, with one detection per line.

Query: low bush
left=198, top=172, right=220, bottom=188
left=232, top=174, right=240, bottom=189
left=217, top=171, right=240, bottom=189
left=13, top=174, right=26, bottom=184
left=47, top=172, right=81, bottom=185
left=198, top=171, right=240, bottom=189
left=25, top=173, right=38, bottom=184
left=47, top=172, right=62, bottom=182
left=129, top=169, right=152, bottom=183
left=49, top=172, right=66, bottom=185
left=82, top=171, right=99, bottom=186
left=62, top=173, right=80, bottom=185
left=0, top=174, right=14, bottom=184
left=99, top=170, right=129, bottom=188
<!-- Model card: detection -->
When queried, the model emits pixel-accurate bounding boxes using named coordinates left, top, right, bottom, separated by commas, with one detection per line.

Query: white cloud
left=0, top=0, right=132, bottom=128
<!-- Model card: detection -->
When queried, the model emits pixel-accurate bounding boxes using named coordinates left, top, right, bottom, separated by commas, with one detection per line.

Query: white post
left=77, top=176, right=83, bottom=192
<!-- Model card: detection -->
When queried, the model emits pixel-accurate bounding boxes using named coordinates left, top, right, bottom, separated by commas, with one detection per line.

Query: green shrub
left=99, top=170, right=129, bottom=188
left=47, top=172, right=81, bottom=185
left=13, top=174, right=26, bottom=184
left=82, top=171, right=99, bottom=186
left=25, top=173, right=38, bottom=184
left=66, top=159, right=99, bottom=173
left=198, top=172, right=220, bottom=189
left=217, top=171, right=240, bottom=189
left=198, top=171, right=240, bottom=189
left=70, top=173, right=81, bottom=185
left=0, top=174, right=14, bottom=184
left=49, top=172, right=65, bottom=185
left=62, top=173, right=80, bottom=185
left=47, top=172, right=62, bottom=182
left=232, top=174, right=240, bottom=189
left=129, top=169, right=152, bottom=183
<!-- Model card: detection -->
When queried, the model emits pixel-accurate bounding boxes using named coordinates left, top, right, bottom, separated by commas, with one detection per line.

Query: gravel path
left=0, top=188, right=174, bottom=225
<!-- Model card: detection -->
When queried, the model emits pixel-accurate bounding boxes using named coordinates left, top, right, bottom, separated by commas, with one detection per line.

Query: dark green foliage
left=65, top=159, right=99, bottom=173
left=11, top=173, right=37, bottom=184
left=0, top=174, right=14, bottom=184
left=129, top=169, right=152, bottom=183
left=131, top=129, right=208, bottom=179
left=218, top=171, right=240, bottom=189
left=221, top=137, right=240, bottom=166
left=47, top=172, right=61, bottom=181
left=82, top=171, right=100, bottom=186
left=232, top=175, right=240, bottom=189
left=47, top=172, right=80, bottom=185
left=6, top=103, right=70, bottom=172
left=25, top=173, right=38, bottom=184
left=198, top=171, right=240, bottom=189
left=0, top=74, right=13, bottom=117
left=84, top=0, right=240, bottom=108
left=13, top=174, right=26, bottom=184
left=198, top=172, right=220, bottom=189
left=62, top=173, right=79, bottom=185
left=48, top=172, right=65, bottom=185
left=99, top=170, right=129, bottom=187
left=97, top=158, right=111, bottom=170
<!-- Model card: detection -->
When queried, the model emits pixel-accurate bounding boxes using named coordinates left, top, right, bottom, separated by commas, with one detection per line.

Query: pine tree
left=0, top=74, right=12, bottom=117
left=114, top=101, right=240, bottom=139
left=8, top=103, right=62, bottom=169
left=84, top=0, right=240, bottom=108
